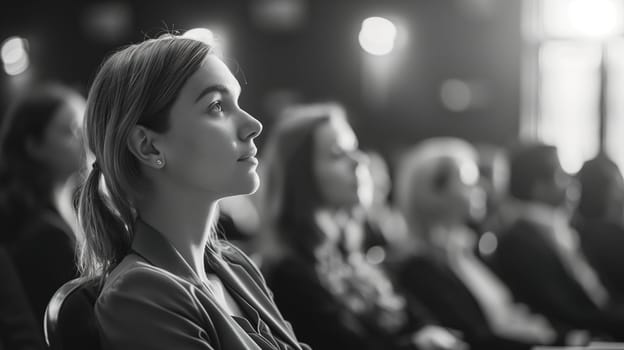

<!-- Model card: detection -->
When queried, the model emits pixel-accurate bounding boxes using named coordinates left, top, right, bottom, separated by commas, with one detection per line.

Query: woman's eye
left=208, top=101, right=223, bottom=113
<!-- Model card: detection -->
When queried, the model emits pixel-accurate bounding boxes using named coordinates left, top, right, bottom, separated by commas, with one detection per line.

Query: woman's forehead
left=181, top=55, right=241, bottom=99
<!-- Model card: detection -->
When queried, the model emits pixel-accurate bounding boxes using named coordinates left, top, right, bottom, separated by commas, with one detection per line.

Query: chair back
left=44, top=277, right=102, bottom=350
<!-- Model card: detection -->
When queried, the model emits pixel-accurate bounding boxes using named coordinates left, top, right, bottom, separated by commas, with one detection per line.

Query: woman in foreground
left=78, top=29, right=309, bottom=350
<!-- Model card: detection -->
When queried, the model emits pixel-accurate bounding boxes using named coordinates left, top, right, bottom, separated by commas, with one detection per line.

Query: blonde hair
left=394, top=137, right=478, bottom=234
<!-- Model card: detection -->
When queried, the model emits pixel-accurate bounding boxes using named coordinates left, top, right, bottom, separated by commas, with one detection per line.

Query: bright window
left=524, top=0, right=624, bottom=173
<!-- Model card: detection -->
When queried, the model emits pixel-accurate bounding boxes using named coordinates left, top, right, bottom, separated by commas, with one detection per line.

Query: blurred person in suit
left=257, top=103, right=466, bottom=350
left=572, top=154, right=624, bottom=299
left=493, top=143, right=624, bottom=340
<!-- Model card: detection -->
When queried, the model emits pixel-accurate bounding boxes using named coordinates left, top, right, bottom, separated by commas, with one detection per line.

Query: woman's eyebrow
left=194, top=84, right=230, bottom=103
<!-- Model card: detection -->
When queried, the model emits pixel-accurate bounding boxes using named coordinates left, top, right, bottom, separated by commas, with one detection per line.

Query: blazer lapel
left=132, top=220, right=300, bottom=349
left=207, top=255, right=301, bottom=349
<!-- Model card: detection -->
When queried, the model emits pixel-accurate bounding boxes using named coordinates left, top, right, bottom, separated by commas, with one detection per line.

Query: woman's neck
left=138, top=187, right=219, bottom=282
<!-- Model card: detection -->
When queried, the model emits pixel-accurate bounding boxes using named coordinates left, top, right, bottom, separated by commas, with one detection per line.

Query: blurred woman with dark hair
left=0, top=83, right=85, bottom=330
left=257, top=103, right=465, bottom=350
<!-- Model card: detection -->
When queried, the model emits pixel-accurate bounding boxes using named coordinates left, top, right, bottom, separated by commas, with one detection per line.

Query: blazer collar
left=131, top=219, right=301, bottom=349
left=207, top=252, right=301, bottom=349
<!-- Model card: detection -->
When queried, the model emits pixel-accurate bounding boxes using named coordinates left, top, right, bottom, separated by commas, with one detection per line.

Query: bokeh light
left=478, top=231, right=498, bottom=256
left=440, top=79, right=472, bottom=112
left=358, top=17, right=397, bottom=56
left=1, top=36, right=29, bottom=76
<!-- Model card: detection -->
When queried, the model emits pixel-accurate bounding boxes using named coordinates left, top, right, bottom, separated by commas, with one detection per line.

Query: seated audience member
left=573, top=154, right=624, bottom=299
left=392, top=137, right=557, bottom=350
left=258, top=103, right=466, bottom=350
left=0, top=84, right=85, bottom=329
left=80, top=30, right=310, bottom=349
left=493, top=143, right=624, bottom=340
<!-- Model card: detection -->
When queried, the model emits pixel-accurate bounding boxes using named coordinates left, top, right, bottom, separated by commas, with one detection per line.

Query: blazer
left=495, top=219, right=624, bottom=339
left=96, top=220, right=308, bottom=350
left=575, top=219, right=624, bottom=299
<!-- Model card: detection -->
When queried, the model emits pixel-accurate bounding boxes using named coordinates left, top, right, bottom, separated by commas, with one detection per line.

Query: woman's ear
left=127, top=126, right=165, bottom=168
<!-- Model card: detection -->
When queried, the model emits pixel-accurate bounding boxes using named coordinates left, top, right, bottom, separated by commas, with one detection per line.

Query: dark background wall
left=0, top=0, right=523, bottom=159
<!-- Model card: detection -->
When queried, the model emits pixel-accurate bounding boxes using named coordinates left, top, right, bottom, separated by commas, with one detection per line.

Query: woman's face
left=312, top=117, right=365, bottom=208
left=156, top=55, right=262, bottom=198
left=30, top=98, right=85, bottom=181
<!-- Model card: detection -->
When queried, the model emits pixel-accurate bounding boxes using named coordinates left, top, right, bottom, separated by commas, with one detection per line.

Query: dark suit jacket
left=575, top=219, right=624, bottom=300
left=96, top=220, right=308, bottom=350
left=395, top=254, right=533, bottom=350
left=0, top=246, right=45, bottom=350
left=8, top=208, right=77, bottom=331
left=495, top=219, right=624, bottom=338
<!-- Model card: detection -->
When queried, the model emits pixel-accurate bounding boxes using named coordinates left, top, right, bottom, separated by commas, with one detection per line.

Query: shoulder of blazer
left=97, top=258, right=218, bottom=333
left=96, top=258, right=221, bottom=348
left=99, top=256, right=204, bottom=313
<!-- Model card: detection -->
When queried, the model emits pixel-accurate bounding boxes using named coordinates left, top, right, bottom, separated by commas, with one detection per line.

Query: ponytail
left=77, top=165, right=131, bottom=278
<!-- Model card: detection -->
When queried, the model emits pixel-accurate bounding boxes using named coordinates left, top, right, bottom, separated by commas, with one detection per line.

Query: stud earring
left=156, top=159, right=163, bottom=166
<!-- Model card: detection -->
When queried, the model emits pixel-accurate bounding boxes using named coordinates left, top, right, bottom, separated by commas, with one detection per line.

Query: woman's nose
left=238, top=109, right=263, bottom=141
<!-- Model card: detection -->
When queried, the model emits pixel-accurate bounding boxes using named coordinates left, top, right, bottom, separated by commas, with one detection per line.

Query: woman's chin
left=237, top=174, right=261, bottom=196
left=214, top=173, right=261, bottom=199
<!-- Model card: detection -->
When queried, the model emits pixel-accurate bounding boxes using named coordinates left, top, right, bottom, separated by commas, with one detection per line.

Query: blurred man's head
left=576, top=154, right=624, bottom=223
left=508, top=143, right=576, bottom=208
